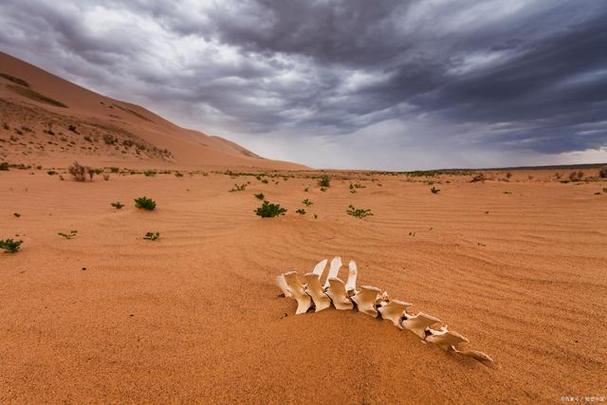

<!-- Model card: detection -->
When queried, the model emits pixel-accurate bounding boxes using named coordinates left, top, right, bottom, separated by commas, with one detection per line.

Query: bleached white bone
left=322, top=257, right=343, bottom=289
left=345, top=260, right=357, bottom=294
left=312, top=259, right=328, bottom=277
left=401, top=312, right=442, bottom=339
left=351, top=285, right=381, bottom=317
left=426, top=329, right=469, bottom=350
left=378, top=300, right=412, bottom=329
left=284, top=271, right=312, bottom=314
left=452, top=348, right=494, bottom=363
left=325, top=277, right=354, bottom=310
left=275, top=274, right=293, bottom=298
left=304, top=273, right=332, bottom=312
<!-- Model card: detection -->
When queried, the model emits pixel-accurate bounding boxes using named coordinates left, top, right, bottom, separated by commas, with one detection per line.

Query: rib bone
left=322, top=257, right=343, bottom=289
left=345, top=260, right=357, bottom=294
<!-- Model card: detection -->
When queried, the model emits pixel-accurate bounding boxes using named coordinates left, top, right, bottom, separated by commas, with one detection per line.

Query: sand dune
left=0, top=51, right=304, bottom=170
left=1, top=168, right=606, bottom=403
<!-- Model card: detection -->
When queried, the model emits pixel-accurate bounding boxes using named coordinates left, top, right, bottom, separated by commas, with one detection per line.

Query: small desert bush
left=430, top=186, right=440, bottom=194
left=296, top=208, right=306, bottom=215
left=58, top=230, right=78, bottom=239
left=111, top=201, right=124, bottom=209
left=569, top=171, right=584, bottom=182
left=599, top=166, right=607, bottom=178
left=143, top=170, right=157, bottom=177
left=470, top=173, right=486, bottom=183
left=318, top=175, right=331, bottom=188
left=302, top=198, right=313, bottom=206
left=255, top=201, right=287, bottom=218
left=254, top=193, right=265, bottom=200
left=346, top=204, right=373, bottom=218
left=110, top=167, right=120, bottom=173
left=0, top=238, right=23, bottom=253
left=175, top=171, right=184, bottom=177
left=143, top=231, right=160, bottom=241
left=68, top=161, right=87, bottom=181
left=47, top=170, right=57, bottom=175
left=0, top=162, right=9, bottom=171
left=230, top=183, right=247, bottom=192
left=134, top=196, right=156, bottom=210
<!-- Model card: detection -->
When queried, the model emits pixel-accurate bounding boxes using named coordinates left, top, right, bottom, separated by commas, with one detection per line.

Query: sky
left=1, top=0, right=606, bottom=170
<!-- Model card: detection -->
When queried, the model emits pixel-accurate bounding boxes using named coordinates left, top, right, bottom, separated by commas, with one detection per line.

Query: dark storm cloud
left=0, top=0, right=606, bottom=168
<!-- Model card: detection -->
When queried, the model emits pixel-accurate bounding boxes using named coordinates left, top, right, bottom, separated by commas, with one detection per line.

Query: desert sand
left=2, top=52, right=607, bottom=404
left=1, top=167, right=606, bottom=403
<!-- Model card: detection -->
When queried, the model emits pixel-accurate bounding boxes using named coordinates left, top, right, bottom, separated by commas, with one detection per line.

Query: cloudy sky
left=1, top=0, right=606, bottom=169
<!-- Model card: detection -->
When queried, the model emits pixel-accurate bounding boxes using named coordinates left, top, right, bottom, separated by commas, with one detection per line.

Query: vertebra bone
left=351, top=285, right=382, bottom=317
left=304, top=273, right=332, bottom=312
left=322, top=257, right=343, bottom=289
left=325, top=277, right=354, bottom=310
left=283, top=271, right=312, bottom=314
left=401, top=312, right=442, bottom=339
left=378, top=300, right=412, bottom=329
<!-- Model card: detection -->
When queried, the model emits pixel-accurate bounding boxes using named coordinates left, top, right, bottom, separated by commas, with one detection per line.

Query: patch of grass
left=7, top=84, right=67, bottom=108
left=302, top=198, right=313, bottom=206
left=58, top=230, right=78, bottom=239
left=143, top=231, right=160, bottom=241
left=254, top=193, right=265, bottom=200
left=111, top=201, right=124, bottom=210
left=318, top=175, right=331, bottom=188
left=346, top=204, right=373, bottom=218
left=143, top=170, right=157, bottom=177
left=430, top=186, right=440, bottom=194
left=296, top=208, right=306, bottom=215
left=230, top=183, right=247, bottom=192
left=0, top=238, right=23, bottom=253
left=255, top=201, right=287, bottom=218
left=134, top=196, right=156, bottom=210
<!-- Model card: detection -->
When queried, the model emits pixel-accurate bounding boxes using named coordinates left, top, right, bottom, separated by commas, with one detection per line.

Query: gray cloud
left=1, top=0, right=606, bottom=169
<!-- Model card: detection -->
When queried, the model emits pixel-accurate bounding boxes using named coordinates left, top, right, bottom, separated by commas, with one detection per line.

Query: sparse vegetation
left=68, top=161, right=87, bottom=182
left=13, top=213, right=21, bottom=218
left=318, top=175, right=331, bottom=188
left=0, top=162, right=9, bottom=171
left=134, top=196, right=156, bottom=211
left=430, top=186, right=440, bottom=194
left=254, top=193, right=265, bottom=200
left=47, top=170, right=57, bottom=175
left=103, top=173, right=110, bottom=181
left=111, top=201, right=124, bottom=209
left=6, top=84, right=67, bottom=108
left=0, top=238, right=23, bottom=253
left=599, top=166, right=607, bottom=178
left=255, top=201, right=287, bottom=218
left=346, top=204, right=374, bottom=218
left=175, top=171, right=184, bottom=177
left=58, top=230, right=78, bottom=239
left=302, top=198, right=313, bottom=206
left=143, top=170, right=157, bottom=177
left=143, top=232, right=160, bottom=241
left=569, top=171, right=584, bottom=182
left=0, top=73, right=30, bottom=87
left=471, top=173, right=486, bottom=183
left=230, top=183, right=247, bottom=192
left=296, top=208, right=306, bottom=215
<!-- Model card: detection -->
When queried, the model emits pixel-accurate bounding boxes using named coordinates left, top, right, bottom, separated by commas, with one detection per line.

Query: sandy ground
left=1, top=168, right=606, bottom=403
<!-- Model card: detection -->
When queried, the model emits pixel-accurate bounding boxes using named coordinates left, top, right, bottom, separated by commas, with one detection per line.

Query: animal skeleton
left=276, top=257, right=493, bottom=363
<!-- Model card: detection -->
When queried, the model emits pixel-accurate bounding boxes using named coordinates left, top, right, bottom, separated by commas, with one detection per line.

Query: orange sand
left=1, top=168, right=606, bottom=403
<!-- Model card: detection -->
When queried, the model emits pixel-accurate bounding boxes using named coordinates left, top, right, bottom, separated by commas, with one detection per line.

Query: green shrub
left=318, top=175, right=331, bottom=188
left=134, top=196, right=156, bottom=210
left=302, top=198, right=313, bottom=206
left=68, top=161, right=87, bottom=182
left=296, top=208, right=306, bottom=215
left=254, top=193, right=265, bottom=200
left=346, top=204, right=373, bottom=218
left=58, top=230, right=78, bottom=239
left=143, top=232, right=160, bottom=241
left=111, top=201, right=124, bottom=209
left=0, top=238, right=23, bottom=253
left=255, top=201, right=287, bottom=218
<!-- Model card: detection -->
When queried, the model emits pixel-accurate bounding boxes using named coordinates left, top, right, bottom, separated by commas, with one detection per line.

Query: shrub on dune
left=255, top=201, right=287, bottom=218
left=0, top=238, right=23, bottom=253
left=134, top=196, right=156, bottom=210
